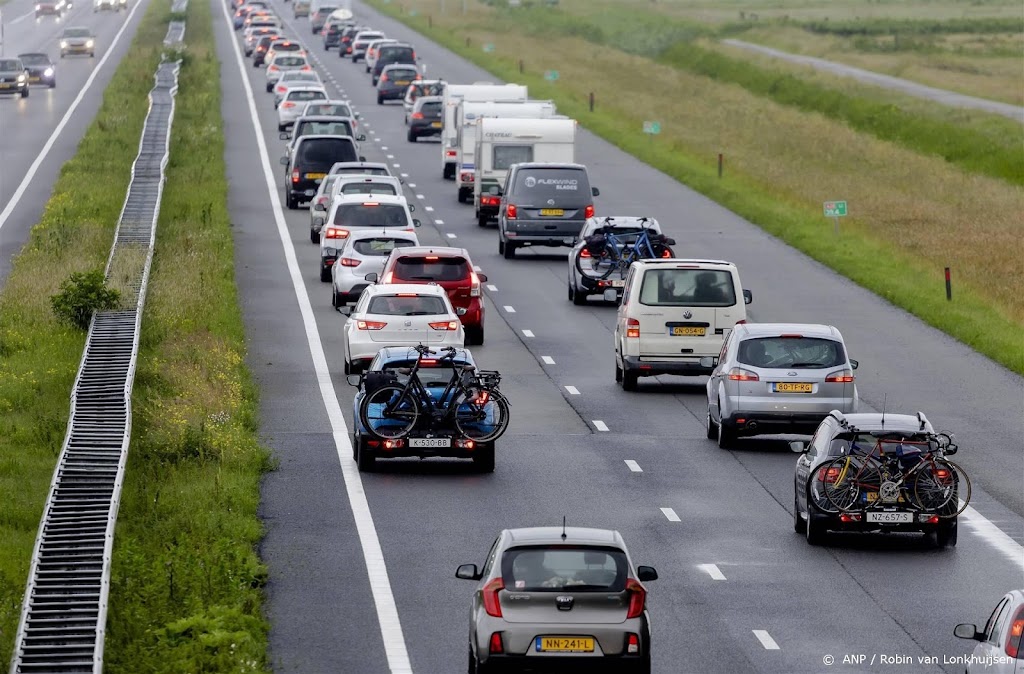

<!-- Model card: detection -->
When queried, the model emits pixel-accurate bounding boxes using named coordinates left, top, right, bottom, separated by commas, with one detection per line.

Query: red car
left=371, top=247, right=487, bottom=345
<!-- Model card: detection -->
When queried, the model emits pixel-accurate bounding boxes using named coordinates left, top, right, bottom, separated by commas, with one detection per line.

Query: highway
left=211, top=0, right=1024, bottom=671
left=0, top=0, right=147, bottom=287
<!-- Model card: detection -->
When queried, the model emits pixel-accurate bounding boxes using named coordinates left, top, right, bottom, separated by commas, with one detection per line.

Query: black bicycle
left=358, top=345, right=510, bottom=442
left=576, top=217, right=675, bottom=280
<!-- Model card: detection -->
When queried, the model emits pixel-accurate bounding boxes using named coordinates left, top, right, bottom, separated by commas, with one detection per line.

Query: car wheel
left=21, top=87, right=29, bottom=99
left=277, top=123, right=285, bottom=132
left=497, top=239, right=505, bottom=255
left=286, top=194, right=297, bottom=210
left=49, top=80, right=56, bottom=89
left=407, top=130, right=417, bottom=142
left=805, top=512, right=826, bottom=546
left=706, top=405, right=718, bottom=440
left=502, top=241, right=516, bottom=259
left=356, top=440, right=376, bottom=472
left=472, top=443, right=495, bottom=473
left=621, top=368, right=638, bottom=392
left=793, top=495, right=807, bottom=534
left=331, top=287, right=340, bottom=308
left=477, top=213, right=489, bottom=228
left=265, top=83, right=273, bottom=92
left=319, top=262, right=331, bottom=282
left=351, top=431, right=360, bottom=459
left=310, top=229, right=320, bottom=244
left=377, top=94, right=384, bottom=105
left=465, top=325, right=484, bottom=346
left=717, top=412, right=735, bottom=449
left=343, top=359, right=352, bottom=375
left=614, top=361, right=623, bottom=383
left=90, top=52, right=95, bottom=58
left=931, top=520, right=957, bottom=549
left=570, top=284, right=587, bottom=306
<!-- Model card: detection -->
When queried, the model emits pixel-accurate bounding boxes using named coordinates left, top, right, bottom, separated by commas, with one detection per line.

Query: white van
left=473, top=117, right=576, bottom=226
left=454, top=99, right=557, bottom=204
left=610, top=259, right=753, bottom=391
left=440, top=83, right=527, bottom=180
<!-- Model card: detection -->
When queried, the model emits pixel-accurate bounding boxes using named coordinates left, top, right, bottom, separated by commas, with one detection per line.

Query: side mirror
left=359, top=155, right=367, bottom=162
left=338, top=305, right=352, bottom=316
left=455, top=564, right=481, bottom=581
left=412, top=219, right=422, bottom=227
left=743, top=289, right=753, bottom=305
left=699, top=356, right=717, bottom=369
left=279, top=156, right=289, bottom=165
left=602, top=289, right=618, bottom=303
left=346, top=374, right=361, bottom=387
left=408, top=204, right=415, bottom=212
left=357, top=134, right=367, bottom=141
left=279, top=131, right=290, bottom=140
left=487, top=186, right=500, bottom=196
left=636, top=565, right=658, bottom=582
left=789, top=441, right=808, bottom=453
left=591, top=186, right=600, bottom=197
left=849, top=359, right=859, bottom=370
left=953, top=624, right=982, bottom=641
left=312, top=216, right=324, bottom=227
left=364, top=272, right=378, bottom=283
left=477, top=273, right=487, bottom=283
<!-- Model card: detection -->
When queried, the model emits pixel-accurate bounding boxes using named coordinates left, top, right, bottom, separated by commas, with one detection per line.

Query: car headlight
left=44, top=67, right=54, bottom=77
left=60, top=40, right=68, bottom=48
left=17, top=74, right=26, bottom=82
left=86, top=40, right=94, bottom=47
left=36, top=4, right=41, bottom=10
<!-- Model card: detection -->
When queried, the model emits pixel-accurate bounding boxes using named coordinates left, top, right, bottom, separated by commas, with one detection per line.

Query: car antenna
left=561, top=516, right=567, bottom=541
left=880, top=393, right=886, bottom=427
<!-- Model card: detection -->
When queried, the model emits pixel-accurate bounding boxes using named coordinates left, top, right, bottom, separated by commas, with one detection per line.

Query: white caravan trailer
left=454, top=99, right=557, bottom=204
left=473, top=117, right=577, bottom=227
left=440, top=83, right=528, bottom=180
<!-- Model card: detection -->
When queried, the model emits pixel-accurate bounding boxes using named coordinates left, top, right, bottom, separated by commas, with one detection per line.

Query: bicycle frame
left=828, top=438, right=952, bottom=510
left=382, top=351, right=480, bottom=432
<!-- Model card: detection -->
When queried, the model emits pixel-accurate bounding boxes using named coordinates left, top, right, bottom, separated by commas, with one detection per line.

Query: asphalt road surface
left=212, top=0, right=1024, bottom=671
left=0, top=0, right=149, bottom=288
left=722, top=39, right=1024, bottom=123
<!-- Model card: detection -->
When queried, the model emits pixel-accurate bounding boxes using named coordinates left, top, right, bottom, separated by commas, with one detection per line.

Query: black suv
left=0, top=58, right=29, bottom=98
left=370, top=43, right=415, bottom=86
left=281, top=135, right=364, bottom=209
left=495, top=163, right=599, bottom=258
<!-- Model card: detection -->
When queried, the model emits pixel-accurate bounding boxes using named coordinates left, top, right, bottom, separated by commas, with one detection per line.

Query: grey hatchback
left=457, top=526, right=656, bottom=674
left=406, top=95, right=442, bottom=142
left=376, top=63, right=420, bottom=104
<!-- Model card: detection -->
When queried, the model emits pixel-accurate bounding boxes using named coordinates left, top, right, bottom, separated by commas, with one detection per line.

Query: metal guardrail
left=9, top=59, right=182, bottom=674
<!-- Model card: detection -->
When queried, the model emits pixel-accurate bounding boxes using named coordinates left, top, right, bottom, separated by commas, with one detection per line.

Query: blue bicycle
left=576, top=217, right=675, bottom=280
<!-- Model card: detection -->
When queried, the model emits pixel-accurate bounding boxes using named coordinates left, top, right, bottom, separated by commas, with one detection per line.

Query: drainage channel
left=9, top=56, right=183, bottom=674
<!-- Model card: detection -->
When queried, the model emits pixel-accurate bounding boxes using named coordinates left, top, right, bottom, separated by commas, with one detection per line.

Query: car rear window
left=352, top=237, right=416, bottom=256
left=512, top=168, right=590, bottom=198
left=274, top=56, right=305, bottom=67
left=305, top=103, right=354, bottom=117
left=385, top=68, right=418, bottom=81
left=737, top=337, right=846, bottom=369
left=638, top=268, right=736, bottom=307
left=502, top=547, right=628, bottom=592
left=332, top=203, right=408, bottom=227
left=367, top=294, right=447, bottom=316
left=273, top=43, right=302, bottom=52
left=829, top=433, right=934, bottom=459
left=382, top=358, right=468, bottom=385
left=419, top=101, right=442, bottom=116
left=494, top=146, right=533, bottom=171
left=340, top=182, right=397, bottom=196
left=297, top=138, right=357, bottom=165
left=297, top=120, right=354, bottom=137
left=287, top=90, right=326, bottom=102
left=379, top=46, right=415, bottom=62
left=393, top=256, right=469, bottom=282
left=411, top=83, right=444, bottom=98
left=332, top=167, right=390, bottom=176
left=282, top=72, right=319, bottom=83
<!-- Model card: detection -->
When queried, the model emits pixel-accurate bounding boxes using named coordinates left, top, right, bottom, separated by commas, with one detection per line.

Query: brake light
left=282, top=102, right=296, bottom=108
left=324, top=227, right=349, bottom=239
left=446, top=149, right=457, bottom=158
left=661, top=248, right=672, bottom=258
left=411, top=112, right=424, bottom=119
left=727, top=367, right=759, bottom=381
left=460, top=172, right=474, bottom=183
left=470, top=271, right=482, bottom=297
left=276, top=85, right=287, bottom=93
left=825, top=369, right=854, bottom=383
left=411, top=51, right=416, bottom=60
left=419, top=359, right=438, bottom=366
left=268, top=65, right=279, bottom=72
left=625, top=579, right=646, bottom=619
left=301, top=65, right=312, bottom=71
left=429, top=321, right=459, bottom=331
left=362, top=202, right=380, bottom=207
left=480, top=196, right=499, bottom=207
left=626, top=633, right=640, bottom=654
left=506, top=204, right=517, bottom=219
left=584, top=204, right=595, bottom=219
left=425, top=256, right=439, bottom=260
left=380, top=73, right=388, bottom=82
left=356, top=320, right=387, bottom=330
left=346, top=46, right=352, bottom=53
left=291, top=169, right=300, bottom=184
left=381, top=271, right=394, bottom=284
left=338, top=258, right=360, bottom=267
left=580, top=248, right=592, bottom=258
left=819, top=466, right=841, bottom=483
left=488, top=632, right=503, bottom=655
left=482, top=578, right=503, bottom=617
left=1007, top=609, right=1023, bottom=658
left=626, top=318, right=640, bottom=339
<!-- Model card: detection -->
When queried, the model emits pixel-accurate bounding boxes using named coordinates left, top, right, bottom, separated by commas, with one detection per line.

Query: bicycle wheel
left=912, top=459, right=971, bottom=517
left=453, top=388, right=510, bottom=443
left=359, top=384, right=419, bottom=440
left=575, top=248, right=617, bottom=280
left=821, top=456, right=883, bottom=513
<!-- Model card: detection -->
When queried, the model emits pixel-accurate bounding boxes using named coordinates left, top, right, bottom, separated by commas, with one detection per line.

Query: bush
left=50, top=270, right=122, bottom=330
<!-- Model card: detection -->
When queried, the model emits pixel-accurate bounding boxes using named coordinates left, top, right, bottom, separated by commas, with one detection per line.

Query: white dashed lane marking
left=387, top=154, right=395, bottom=159
left=446, top=233, right=457, bottom=239
left=753, top=630, right=780, bottom=650
left=434, top=219, right=444, bottom=225
left=522, top=330, right=534, bottom=337
left=593, top=420, right=609, bottom=432
left=541, top=356, right=555, bottom=365
left=660, top=507, right=681, bottom=522
left=502, top=305, right=515, bottom=313
left=473, top=265, right=482, bottom=272
left=381, top=146, right=389, bottom=151
left=624, top=460, right=642, bottom=472
left=697, top=564, right=726, bottom=581
left=486, top=284, right=497, bottom=292
left=425, top=206, right=434, bottom=212
left=564, top=386, right=580, bottom=395
left=415, top=194, right=425, bottom=199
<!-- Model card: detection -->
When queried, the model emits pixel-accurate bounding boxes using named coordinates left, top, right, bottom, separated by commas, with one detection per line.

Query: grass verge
left=365, top=0, right=1024, bottom=375
left=0, top=0, right=271, bottom=669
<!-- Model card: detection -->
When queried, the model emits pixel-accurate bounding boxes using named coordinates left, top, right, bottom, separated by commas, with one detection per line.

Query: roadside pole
left=823, top=200, right=847, bottom=234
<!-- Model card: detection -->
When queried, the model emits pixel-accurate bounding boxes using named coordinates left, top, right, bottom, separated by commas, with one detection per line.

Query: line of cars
left=0, top=24, right=101, bottom=98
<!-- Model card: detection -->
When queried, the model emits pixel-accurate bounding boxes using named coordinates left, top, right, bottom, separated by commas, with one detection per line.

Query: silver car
left=955, top=589, right=1024, bottom=673
left=706, top=322, right=859, bottom=448
left=456, top=527, right=657, bottom=674
left=330, top=229, right=419, bottom=307
left=567, top=216, right=673, bottom=306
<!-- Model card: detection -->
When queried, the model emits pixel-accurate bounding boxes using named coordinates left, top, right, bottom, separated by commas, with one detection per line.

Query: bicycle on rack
left=818, top=432, right=970, bottom=518
left=358, top=344, right=510, bottom=442
left=576, top=217, right=675, bottom=281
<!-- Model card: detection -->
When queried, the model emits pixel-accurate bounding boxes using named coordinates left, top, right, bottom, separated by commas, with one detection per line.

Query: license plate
left=774, top=382, right=813, bottom=393
left=866, top=512, right=913, bottom=524
left=0, top=83, right=11, bottom=89
left=305, top=173, right=326, bottom=180
left=671, top=326, right=705, bottom=336
left=29, top=76, right=41, bottom=82
left=539, top=209, right=564, bottom=216
left=409, top=438, right=451, bottom=448
left=430, top=121, right=442, bottom=128
left=536, top=637, right=594, bottom=653
left=395, top=80, right=410, bottom=86
left=610, top=280, right=625, bottom=287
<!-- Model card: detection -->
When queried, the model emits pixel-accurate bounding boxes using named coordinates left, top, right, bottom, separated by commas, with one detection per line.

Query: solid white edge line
left=697, top=563, right=726, bottom=580
left=961, top=504, right=1024, bottom=573
left=218, top=5, right=413, bottom=673
left=624, top=459, right=642, bottom=473
left=521, top=329, right=534, bottom=337
left=752, top=630, right=780, bottom=650
left=660, top=507, right=681, bottom=522
left=564, top=385, right=580, bottom=395
left=541, top=356, right=555, bottom=365
left=593, top=420, right=609, bottom=431
left=0, top=0, right=147, bottom=234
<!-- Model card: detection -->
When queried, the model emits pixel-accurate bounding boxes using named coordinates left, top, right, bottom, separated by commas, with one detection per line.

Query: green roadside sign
left=544, top=70, right=559, bottom=81
left=483, top=43, right=495, bottom=53
left=823, top=200, right=848, bottom=217
left=643, top=121, right=661, bottom=135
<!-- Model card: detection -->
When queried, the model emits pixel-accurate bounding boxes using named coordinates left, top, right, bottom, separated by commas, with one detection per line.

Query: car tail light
left=276, top=85, right=287, bottom=93
left=411, top=112, right=424, bottom=119
left=506, top=204, right=517, bottom=219
left=488, top=632, right=503, bottom=655
left=482, top=578, right=503, bottom=618
left=626, top=318, right=640, bottom=339
left=411, top=51, right=417, bottom=60
left=470, top=271, right=482, bottom=297
left=291, top=169, right=300, bottom=184
left=429, top=321, right=459, bottom=331
left=301, top=65, right=312, bottom=71
left=338, top=258, right=360, bottom=267
left=324, top=227, right=350, bottom=239
left=1005, top=607, right=1023, bottom=658
left=282, top=102, right=296, bottom=109
left=446, top=149, right=457, bottom=158
left=460, top=172, right=474, bottom=183
left=825, top=369, right=854, bottom=383
left=819, top=465, right=842, bottom=483
left=727, top=367, right=759, bottom=381
left=380, top=73, right=388, bottom=82
left=625, top=579, right=646, bottom=619
left=419, top=359, right=438, bottom=366
left=268, top=65, right=279, bottom=72
left=584, top=204, right=595, bottom=219
left=661, top=248, right=672, bottom=258
left=356, top=320, right=387, bottom=330
left=626, top=633, right=640, bottom=654
left=580, top=248, right=592, bottom=258
left=346, top=46, right=352, bottom=53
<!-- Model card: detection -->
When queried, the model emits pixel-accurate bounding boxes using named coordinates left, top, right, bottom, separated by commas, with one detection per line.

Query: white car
left=264, top=53, right=310, bottom=92
left=331, top=230, right=420, bottom=308
left=277, top=86, right=329, bottom=130
left=310, top=174, right=402, bottom=241
left=243, top=26, right=279, bottom=55
left=340, top=283, right=464, bottom=374
left=264, top=38, right=306, bottom=66
left=955, top=589, right=1024, bottom=673
left=349, top=31, right=384, bottom=63
left=301, top=99, right=359, bottom=124
left=272, top=70, right=322, bottom=106
left=317, top=194, right=420, bottom=281
left=364, top=38, right=398, bottom=74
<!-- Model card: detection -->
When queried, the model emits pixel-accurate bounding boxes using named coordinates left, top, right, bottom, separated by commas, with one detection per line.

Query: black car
left=35, top=0, right=66, bottom=17
left=406, top=95, right=442, bottom=142
left=281, top=115, right=365, bottom=160
left=370, top=43, right=416, bottom=86
left=337, top=25, right=362, bottom=58
left=251, top=35, right=276, bottom=67
left=16, top=53, right=56, bottom=88
left=792, top=411, right=961, bottom=548
left=0, top=58, right=30, bottom=98
left=322, top=19, right=350, bottom=51
left=281, top=135, right=364, bottom=209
